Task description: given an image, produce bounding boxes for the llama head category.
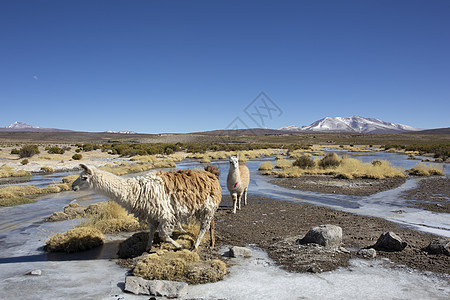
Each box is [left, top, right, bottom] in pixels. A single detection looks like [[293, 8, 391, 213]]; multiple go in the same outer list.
[[72, 164, 94, 191], [228, 154, 239, 168]]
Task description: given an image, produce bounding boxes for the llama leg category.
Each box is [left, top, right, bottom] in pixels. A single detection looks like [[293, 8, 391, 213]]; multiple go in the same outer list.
[[244, 188, 248, 206], [159, 221, 183, 249], [193, 218, 212, 251], [176, 222, 187, 233], [232, 193, 238, 214], [237, 192, 242, 210], [209, 219, 215, 249], [146, 220, 158, 252]]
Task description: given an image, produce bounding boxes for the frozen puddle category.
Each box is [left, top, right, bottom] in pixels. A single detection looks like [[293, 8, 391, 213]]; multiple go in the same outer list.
[[0, 246, 448, 299]]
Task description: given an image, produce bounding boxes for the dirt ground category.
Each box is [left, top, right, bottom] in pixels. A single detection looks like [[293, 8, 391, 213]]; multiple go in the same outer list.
[[402, 176, 450, 213], [271, 175, 406, 196], [214, 195, 449, 276]]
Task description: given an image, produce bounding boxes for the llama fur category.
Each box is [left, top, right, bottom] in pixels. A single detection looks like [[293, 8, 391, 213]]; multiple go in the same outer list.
[[227, 154, 250, 214], [72, 164, 222, 251]]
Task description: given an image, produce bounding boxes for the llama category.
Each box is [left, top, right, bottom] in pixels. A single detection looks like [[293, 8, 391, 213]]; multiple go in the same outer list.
[[72, 164, 222, 251], [227, 154, 250, 214]]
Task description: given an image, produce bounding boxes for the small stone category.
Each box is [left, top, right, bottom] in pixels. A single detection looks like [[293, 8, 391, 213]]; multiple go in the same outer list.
[[124, 276, 187, 298], [357, 248, 377, 259], [229, 246, 253, 258], [26, 270, 42, 276], [339, 247, 351, 254]]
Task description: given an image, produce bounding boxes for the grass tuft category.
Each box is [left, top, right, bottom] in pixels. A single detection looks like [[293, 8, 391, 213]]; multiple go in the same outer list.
[[44, 227, 105, 253], [407, 163, 444, 176]]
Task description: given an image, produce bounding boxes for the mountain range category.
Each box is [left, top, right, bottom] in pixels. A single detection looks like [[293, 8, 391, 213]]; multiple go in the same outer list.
[[279, 116, 421, 133], [1, 117, 442, 134]]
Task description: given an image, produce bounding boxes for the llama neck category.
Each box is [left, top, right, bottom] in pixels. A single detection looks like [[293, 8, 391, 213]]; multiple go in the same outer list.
[[90, 170, 131, 205], [228, 164, 241, 184]]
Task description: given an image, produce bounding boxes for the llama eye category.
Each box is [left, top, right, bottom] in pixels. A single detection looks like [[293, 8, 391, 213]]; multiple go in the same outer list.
[[81, 176, 88, 181]]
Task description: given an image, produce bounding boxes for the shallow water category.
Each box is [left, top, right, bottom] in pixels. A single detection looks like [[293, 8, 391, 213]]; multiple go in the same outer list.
[[0, 151, 448, 299]]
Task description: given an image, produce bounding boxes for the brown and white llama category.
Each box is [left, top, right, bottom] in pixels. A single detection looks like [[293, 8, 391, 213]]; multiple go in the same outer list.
[[227, 154, 250, 214], [72, 164, 222, 251]]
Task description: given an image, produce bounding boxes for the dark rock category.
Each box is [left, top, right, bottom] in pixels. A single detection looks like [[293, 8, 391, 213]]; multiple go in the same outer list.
[[374, 232, 407, 252], [425, 239, 450, 256], [298, 224, 342, 249]]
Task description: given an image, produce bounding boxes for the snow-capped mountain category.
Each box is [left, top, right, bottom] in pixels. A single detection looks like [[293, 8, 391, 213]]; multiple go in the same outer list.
[[5, 121, 40, 129], [279, 116, 421, 133], [105, 130, 137, 134]]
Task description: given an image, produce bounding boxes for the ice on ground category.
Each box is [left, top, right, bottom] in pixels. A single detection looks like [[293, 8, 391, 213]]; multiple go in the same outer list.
[[187, 247, 450, 300]]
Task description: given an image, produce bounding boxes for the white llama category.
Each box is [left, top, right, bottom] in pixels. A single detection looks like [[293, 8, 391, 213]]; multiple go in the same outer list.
[[227, 154, 250, 214], [72, 164, 222, 251]]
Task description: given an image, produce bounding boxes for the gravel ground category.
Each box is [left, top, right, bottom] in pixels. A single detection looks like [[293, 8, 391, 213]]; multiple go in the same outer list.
[[214, 195, 449, 275], [271, 175, 406, 196]]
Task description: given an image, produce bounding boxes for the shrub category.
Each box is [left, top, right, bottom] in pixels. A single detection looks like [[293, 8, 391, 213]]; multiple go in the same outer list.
[[293, 155, 315, 169], [259, 161, 274, 171], [72, 154, 83, 160], [21, 159, 29, 165], [318, 153, 340, 169], [19, 144, 40, 158], [407, 163, 444, 176], [40, 166, 54, 173], [75, 148, 81, 153], [372, 160, 382, 166], [10, 149, 20, 155], [47, 146, 65, 155], [275, 159, 292, 169]]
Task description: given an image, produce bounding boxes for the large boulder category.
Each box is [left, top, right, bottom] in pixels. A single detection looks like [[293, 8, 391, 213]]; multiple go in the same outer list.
[[425, 239, 450, 256], [298, 224, 342, 250], [124, 276, 188, 298], [374, 232, 407, 252]]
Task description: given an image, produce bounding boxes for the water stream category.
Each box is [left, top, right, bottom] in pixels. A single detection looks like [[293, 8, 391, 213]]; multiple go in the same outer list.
[[0, 151, 448, 299]]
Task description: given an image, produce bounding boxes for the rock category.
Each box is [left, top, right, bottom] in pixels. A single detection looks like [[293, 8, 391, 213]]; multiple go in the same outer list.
[[26, 270, 42, 276], [44, 211, 70, 222], [298, 224, 342, 250], [229, 246, 252, 258], [357, 248, 377, 259], [374, 232, 407, 252], [63, 202, 86, 217], [425, 239, 450, 256], [124, 276, 187, 298], [338, 246, 351, 254]]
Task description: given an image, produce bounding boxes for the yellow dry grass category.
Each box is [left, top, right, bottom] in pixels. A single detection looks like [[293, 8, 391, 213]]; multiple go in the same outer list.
[[0, 166, 31, 178], [275, 159, 293, 169], [275, 157, 405, 179], [258, 161, 274, 171], [81, 201, 144, 234], [133, 249, 227, 284], [333, 158, 405, 179], [0, 175, 78, 207], [407, 163, 444, 176], [44, 227, 105, 253], [100, 159, 176, 176]]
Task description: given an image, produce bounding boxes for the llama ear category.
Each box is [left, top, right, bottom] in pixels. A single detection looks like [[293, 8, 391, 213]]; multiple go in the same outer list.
[[80, 164, 92, 175]]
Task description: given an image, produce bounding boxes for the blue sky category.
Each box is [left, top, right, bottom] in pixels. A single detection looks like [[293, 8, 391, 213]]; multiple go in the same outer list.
[[1, 0, 449, 133]]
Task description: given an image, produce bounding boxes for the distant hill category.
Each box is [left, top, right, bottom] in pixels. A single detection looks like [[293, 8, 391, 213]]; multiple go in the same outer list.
[[0, 121, 73, 132], [194, 128, 290, 136], [407, 127, 450, 135], [279, 116, 421, 133]]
